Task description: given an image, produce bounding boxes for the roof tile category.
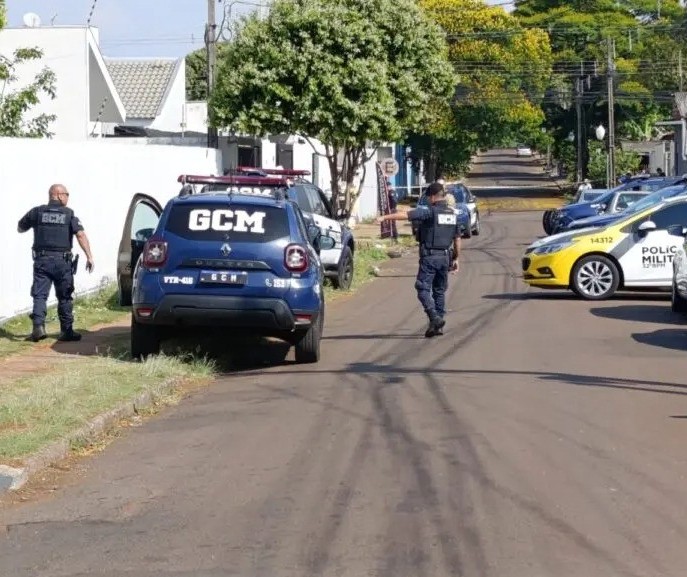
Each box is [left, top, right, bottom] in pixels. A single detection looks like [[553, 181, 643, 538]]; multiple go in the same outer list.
[[105, 58, 179, 119]]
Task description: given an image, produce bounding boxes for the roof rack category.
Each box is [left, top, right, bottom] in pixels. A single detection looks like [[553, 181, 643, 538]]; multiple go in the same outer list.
[[176, 173, 291, 201], [177, 174, 290, 186], [233, 166, 311, 176]]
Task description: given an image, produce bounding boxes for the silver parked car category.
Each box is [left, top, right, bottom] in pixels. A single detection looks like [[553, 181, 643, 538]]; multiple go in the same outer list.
[[447, 183, 481, 237]]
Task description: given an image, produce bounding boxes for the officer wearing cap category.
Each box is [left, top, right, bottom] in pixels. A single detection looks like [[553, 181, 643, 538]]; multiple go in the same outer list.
[[17, 183, 95, 342], [377, 181, 461, 337]]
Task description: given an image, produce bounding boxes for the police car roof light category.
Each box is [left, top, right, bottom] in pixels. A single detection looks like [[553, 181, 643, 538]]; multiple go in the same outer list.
[[235, 166, 310, 176], [177, 174, 290, 187]]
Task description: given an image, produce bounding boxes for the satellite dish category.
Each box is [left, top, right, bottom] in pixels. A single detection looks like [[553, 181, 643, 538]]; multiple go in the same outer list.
[[22, 12, 42, 28]]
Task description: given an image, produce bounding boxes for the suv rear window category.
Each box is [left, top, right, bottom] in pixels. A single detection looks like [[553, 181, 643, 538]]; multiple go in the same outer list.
[[165, 202, 291, 242]]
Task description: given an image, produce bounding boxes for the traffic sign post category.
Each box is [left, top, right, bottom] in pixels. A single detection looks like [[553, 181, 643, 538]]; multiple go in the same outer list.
[[381, 158, 399, 178]]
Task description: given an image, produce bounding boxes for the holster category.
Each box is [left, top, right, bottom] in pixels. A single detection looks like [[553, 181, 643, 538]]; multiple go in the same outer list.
[[71, 254, 79, 275]]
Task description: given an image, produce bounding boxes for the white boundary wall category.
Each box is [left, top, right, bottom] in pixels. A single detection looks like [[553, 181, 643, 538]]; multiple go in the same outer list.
[[1, 138, 222, 322]]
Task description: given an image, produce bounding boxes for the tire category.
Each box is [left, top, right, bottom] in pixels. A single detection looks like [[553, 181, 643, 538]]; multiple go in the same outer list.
[[462, 221, 472, 239], [118, 277, 132, 307], [543, 210, 555, 235], [131, 314, 161, 359], [472, 213, 481, 236], [331, 245, 354, 290], [571, 255, 620, 300], [294, 307, 324, 364], [671, 280, 687, 313]]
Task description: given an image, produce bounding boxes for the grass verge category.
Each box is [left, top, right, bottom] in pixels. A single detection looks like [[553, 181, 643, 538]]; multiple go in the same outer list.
[[480, 197, 565, 212], [0, 352, 215, 462], [323, 241, 398, 299], [0, 283, 128, 359]]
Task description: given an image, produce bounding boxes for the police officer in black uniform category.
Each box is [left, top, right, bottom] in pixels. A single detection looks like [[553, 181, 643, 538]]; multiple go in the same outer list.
[[377, 181, 461, 338], [17, 184, 95, 342]]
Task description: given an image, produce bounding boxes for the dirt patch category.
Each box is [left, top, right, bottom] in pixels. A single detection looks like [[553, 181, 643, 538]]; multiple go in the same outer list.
[[0, 319, 129, 383]]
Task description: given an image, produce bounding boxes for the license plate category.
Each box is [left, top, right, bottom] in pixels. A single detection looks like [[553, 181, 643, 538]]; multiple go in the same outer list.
[[199, 271, 247, 285]]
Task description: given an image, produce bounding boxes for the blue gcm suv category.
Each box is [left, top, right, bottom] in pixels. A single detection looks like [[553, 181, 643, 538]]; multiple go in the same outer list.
[[548, 176, 685, 234], [116, 179, 335, 363]]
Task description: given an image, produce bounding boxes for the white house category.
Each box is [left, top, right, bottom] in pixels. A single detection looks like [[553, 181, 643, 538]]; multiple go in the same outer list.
[[0, 25, 126, 140], [103, 57, 189, 136]]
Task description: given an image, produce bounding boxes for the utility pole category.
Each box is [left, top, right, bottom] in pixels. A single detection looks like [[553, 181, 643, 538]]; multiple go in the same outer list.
[[575, 76, 584, 183], [205, 0, 219, 149], [679, 49, 684, 92], [607, 37, 616, 189]]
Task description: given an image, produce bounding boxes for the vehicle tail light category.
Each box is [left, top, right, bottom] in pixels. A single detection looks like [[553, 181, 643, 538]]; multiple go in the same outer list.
[[136, 307, 153, 317], [142, 238, 168, 268], [284, 244, 308, 273]]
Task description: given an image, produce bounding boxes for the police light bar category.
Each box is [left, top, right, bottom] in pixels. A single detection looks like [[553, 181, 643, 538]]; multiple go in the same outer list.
[[235, 166, 311, 176], [177, 174, 288, 186]]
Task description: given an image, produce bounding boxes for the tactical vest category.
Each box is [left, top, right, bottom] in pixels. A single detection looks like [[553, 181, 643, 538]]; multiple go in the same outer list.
[[33, 204, 73, 252], [418, 203, 457, 251]]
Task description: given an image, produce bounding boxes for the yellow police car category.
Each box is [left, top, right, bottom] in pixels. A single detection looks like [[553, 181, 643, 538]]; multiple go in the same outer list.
[[521, 195, 687, 299]]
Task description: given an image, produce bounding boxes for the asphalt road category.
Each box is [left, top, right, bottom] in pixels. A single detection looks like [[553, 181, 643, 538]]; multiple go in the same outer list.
[[3, 157, 687, 576], [466, 148, 562, 196]]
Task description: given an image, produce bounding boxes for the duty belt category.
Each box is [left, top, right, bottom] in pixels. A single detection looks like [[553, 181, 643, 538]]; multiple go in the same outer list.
[[420, 247, 450, 256], [33, 249, 73, 260]]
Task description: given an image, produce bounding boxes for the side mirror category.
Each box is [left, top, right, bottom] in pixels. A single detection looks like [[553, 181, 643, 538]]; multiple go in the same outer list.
[[319, 235, 336, 250], [667, 224, 687, 237], [637, 220, 657, 234]]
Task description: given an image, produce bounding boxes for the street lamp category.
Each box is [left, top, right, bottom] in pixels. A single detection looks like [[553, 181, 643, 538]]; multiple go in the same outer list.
[[595, 124, 606, 141], [595, 124, 610, 188]]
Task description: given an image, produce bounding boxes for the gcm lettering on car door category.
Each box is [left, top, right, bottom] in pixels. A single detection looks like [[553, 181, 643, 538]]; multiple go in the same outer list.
[[619, 229, 681, 285]]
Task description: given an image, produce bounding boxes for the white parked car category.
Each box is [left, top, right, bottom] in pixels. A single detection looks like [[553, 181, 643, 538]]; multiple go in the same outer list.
[[516, 144, 533, 157]]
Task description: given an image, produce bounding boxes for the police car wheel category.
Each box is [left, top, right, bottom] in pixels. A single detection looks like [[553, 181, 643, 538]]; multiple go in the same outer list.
[[671, 280, 687, 313], [571, 255, 620, 300], [131, 315, 161, 359], [543, 210, 554, 235], [294, 308, 323, 364], [332, 246, 354, 290]]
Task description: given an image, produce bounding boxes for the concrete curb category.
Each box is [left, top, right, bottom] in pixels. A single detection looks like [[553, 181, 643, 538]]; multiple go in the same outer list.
[[0, 377, 185, 494]]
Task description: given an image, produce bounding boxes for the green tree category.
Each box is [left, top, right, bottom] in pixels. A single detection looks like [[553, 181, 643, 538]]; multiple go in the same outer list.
[[0, 48, 57, 138], [185, 43, 229, 101], [514, 0, 686, 180], [405, 0, 553, 180], [209, 0, 456, 214], [0, 4, 58, 138]]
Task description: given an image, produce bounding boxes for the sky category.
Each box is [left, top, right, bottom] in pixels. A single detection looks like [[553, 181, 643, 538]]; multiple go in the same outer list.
[[4, 0, 514, 59]]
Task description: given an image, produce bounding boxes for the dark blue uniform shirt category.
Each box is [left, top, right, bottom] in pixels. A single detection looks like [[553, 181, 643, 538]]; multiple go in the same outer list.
[[18, 199, 84, 252]]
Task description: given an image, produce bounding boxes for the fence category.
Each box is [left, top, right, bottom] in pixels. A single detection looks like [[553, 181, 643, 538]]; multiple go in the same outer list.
[[1, 137, 222, 322]]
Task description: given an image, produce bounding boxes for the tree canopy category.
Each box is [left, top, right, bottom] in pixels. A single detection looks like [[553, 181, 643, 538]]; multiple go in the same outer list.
[[209, 0, 456, 213], [0, 3, 58, 138], [405, 0, 554, 179], [514, 0, 686, 178]]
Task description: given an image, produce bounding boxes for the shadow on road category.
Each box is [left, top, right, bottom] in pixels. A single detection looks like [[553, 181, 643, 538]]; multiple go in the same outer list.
[[246, 364, 687, 400], [483, 292, 671, 302], [631, 329, 686, 352], [590, 304, 682, 325]]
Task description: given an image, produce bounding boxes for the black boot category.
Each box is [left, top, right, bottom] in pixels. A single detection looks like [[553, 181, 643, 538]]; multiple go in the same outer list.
[[28, 324, 47, 342], [57, 328, 81, 342], [424, 316, 446, 338]]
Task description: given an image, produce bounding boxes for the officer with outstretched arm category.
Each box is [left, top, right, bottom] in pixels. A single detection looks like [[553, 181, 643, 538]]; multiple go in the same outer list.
[[377, 182, 461, 337], [17, 183, 95, 342]]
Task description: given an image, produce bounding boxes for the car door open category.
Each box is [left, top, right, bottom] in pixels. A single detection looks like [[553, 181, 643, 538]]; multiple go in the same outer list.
[[117, 193, 163, 306]]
